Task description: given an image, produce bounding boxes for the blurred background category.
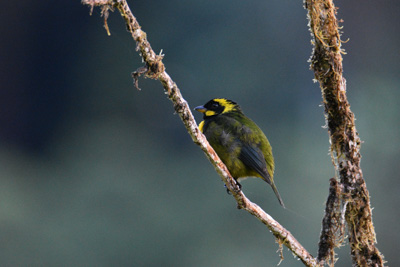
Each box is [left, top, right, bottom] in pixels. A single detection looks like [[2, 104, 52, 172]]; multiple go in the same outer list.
[[1, 0, 399, 266]]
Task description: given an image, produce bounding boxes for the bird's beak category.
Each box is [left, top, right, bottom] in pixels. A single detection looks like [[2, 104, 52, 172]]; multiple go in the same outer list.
[[194, 105, 207, 113]]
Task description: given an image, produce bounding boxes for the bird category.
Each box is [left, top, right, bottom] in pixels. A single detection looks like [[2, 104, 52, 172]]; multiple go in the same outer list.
[[195, 98, 285, 207]]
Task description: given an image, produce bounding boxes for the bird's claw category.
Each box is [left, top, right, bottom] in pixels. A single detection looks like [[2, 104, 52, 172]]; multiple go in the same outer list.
[[224, 181, 242, 194]]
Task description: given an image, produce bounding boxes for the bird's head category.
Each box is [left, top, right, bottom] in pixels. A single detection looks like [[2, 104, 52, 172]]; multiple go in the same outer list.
[[195, 98, 241, 119]]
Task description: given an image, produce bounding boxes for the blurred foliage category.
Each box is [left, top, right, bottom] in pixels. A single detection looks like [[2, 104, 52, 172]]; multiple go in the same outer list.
[[0, 0, 399, 266]]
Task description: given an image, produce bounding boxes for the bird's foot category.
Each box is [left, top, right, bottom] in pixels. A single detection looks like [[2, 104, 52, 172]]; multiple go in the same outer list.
[[235, 181, 242, 193], [224, 181, 242, 194], [224, 184, 231, 195]]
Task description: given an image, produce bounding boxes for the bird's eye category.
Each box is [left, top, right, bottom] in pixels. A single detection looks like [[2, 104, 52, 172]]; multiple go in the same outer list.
[[211, 102, 219, 109]]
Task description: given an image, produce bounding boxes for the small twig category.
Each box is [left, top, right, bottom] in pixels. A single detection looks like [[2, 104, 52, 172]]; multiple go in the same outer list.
[[82, 0, 318, 265], [317, 178, 344, 266], [100, 5, 112, 36], [276, 237, 285, 265]]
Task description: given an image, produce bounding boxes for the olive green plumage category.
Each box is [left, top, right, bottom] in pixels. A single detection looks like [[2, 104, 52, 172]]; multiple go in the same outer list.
[[195, 98, 284, 207]]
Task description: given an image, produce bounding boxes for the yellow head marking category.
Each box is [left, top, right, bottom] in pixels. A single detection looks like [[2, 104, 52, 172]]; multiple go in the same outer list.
[[213, 98, 238, 114], [205, 110, 216, 117]]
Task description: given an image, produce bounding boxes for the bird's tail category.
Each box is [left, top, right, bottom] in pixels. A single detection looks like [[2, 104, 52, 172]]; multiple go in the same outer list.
[[271, 183, 285, 208]]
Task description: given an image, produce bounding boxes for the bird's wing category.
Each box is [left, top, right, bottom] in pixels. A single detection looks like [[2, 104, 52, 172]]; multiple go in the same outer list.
[[238, 143, 272, 185]]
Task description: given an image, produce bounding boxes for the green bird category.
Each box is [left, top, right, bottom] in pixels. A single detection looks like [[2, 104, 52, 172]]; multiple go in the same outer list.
[[195, 98, 284, 207]]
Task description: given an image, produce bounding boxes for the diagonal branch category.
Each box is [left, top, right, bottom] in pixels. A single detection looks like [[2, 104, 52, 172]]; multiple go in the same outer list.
[[82, 0, 317, 265], [304, 0, 385, 265]]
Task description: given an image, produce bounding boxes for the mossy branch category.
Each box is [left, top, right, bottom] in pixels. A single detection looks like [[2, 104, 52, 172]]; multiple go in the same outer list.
[[82, 0, 317, 265], [304, 0, 385, 265]]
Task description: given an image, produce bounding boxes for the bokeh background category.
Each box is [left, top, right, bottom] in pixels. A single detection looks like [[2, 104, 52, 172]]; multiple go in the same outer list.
[[1, 0, 399, 266]]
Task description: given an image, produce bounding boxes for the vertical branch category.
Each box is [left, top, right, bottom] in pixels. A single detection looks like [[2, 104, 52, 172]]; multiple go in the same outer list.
[[304, 0, 385, 265]]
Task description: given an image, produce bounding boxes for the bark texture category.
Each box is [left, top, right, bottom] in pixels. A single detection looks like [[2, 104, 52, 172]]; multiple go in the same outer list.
[[304, 0, 385, 265]]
